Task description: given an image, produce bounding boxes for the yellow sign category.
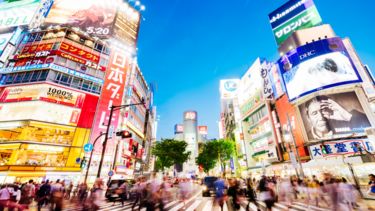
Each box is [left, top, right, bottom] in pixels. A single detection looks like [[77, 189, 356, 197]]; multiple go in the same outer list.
[[0, 84, 85, 108]]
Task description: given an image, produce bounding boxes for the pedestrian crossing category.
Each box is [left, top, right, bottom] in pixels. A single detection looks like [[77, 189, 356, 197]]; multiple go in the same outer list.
[[60, 196, 332, 211]]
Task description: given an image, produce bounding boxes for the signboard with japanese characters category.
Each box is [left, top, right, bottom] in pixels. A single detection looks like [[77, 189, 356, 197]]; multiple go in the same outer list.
[[309, 139, 374, 159], [89, 47, 129, 153]]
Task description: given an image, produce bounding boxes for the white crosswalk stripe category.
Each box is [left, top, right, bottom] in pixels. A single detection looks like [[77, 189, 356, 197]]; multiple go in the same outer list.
[[185, 199, 202, 211], [202, 199, 214, 211]]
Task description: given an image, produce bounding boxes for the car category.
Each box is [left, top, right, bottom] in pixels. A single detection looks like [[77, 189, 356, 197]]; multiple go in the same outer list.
[[201, 176, 218, 197], [105, 179, 135, 201]]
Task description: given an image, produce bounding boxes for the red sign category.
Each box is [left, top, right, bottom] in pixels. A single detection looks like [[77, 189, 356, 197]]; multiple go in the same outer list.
[[22, 43, 54, 54], [89, 48, 129, 153], [275, 95, 309, 157], [60, 42, 100, 63], [55, 51, 99, 69], [198, 126, 208, 135]]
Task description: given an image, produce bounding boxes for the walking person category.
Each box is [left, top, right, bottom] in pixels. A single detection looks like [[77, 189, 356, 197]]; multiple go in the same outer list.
[[21, 180, 35, 206], [227, 178, 241, 211], [50, 180, 64, 211], [257, 176, 275, 211], [214, 175, 227, 211], [131, 176, 146, 211], [246, 177, 260, 211], [37, 180, 51, 211]]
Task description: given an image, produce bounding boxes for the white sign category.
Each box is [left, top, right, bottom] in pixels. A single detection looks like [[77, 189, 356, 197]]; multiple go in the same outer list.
[[0, 0, 41, 29], [220, 79, 240, 99]]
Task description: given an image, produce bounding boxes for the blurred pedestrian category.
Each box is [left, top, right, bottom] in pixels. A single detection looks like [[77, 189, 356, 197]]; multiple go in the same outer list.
[[246, 177, 260, 211], [131, 176, 146, 211], [257, 176, 274, 211], [227, 178, 241, 210], [214, 176, 227, 211], [50, 180, 64, 211], [21, 180, 35, 205], [37, 180, 51, 211], [368, 174, 375, 196]]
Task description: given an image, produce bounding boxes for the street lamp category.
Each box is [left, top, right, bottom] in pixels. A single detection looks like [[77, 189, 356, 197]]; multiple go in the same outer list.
[[84, 132, 106, 183], [97, 99, 145, 178]]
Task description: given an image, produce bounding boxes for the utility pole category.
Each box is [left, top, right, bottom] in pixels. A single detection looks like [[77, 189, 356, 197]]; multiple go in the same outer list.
[[97, 100, 145, 178], [84, 132, 106, 183]]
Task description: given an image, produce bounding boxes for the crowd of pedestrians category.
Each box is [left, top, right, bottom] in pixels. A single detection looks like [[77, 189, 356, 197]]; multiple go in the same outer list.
[[212, 172, 374, 211]]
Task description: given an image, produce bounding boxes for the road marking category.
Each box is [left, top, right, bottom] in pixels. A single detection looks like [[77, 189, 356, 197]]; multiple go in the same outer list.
[[202, 199, 213, 211], [186, 199, 202, 211]]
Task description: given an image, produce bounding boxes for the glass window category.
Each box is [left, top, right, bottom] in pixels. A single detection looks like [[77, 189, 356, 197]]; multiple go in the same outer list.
[[72, 77, 82, 88], [22, 72, 32, 82], [55, 72, 62, 81], [39, 70, 49, 81], [92, 83, 100, 93], [52, 42, 60, 50], [0, 75, 7, 85], [5, 74, 15, 84], [82, 80, 92, 91], [60, 74, 71, 84], [14, 73, 25, 83], [30, 71, 41, 82]]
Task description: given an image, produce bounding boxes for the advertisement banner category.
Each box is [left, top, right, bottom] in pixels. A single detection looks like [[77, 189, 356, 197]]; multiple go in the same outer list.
[[174, 124, 184, 134], [184, 111, 197, 121], [59, 42, 100, 63], [239, 58, 265, 117], [44, 0, 120, 38], [261, 61, 273, 99], [275, 95, 308, 157], [0, 101, 81, 126], [113, 2, 140, 48], [309, 139, 374, 159], [268, 0, 322, 45], [269, 63, 285, 99], [220, 79, 240, 100], [0, 0, 41, 28], [0, 33, 13, 55], [0, 84, 86, 108], [89, 47, 129, 153], [198, 126, 208, 135], [299, 92, 372, 142], [278, 37, 362, 101]]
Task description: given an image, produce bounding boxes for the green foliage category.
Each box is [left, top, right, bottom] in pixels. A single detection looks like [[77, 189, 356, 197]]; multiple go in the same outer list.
[[196, 139, 235, 173], [196, 142, 217, 174], [152, 139, 191, 172]]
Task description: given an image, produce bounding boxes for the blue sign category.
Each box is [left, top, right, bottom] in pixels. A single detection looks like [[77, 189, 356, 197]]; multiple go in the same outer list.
[[108, 170, 114, 177], [83, 143, 94, 152], [230, 158, 234, 170], [278, 37, 362, 102]]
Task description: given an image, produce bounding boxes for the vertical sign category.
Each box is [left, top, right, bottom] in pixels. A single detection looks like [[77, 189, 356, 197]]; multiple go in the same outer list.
[[90, 48, 129, 153]]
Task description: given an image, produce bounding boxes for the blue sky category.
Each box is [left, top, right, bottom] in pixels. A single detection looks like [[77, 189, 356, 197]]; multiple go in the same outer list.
[[136, 0, 375, 140]]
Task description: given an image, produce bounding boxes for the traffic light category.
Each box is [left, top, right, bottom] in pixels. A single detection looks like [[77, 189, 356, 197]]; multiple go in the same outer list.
[[116, 130, 132, 138], [80, 157, 87, 169]]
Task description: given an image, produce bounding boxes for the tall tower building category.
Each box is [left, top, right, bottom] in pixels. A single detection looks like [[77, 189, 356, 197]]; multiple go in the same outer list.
[[182, 111, 198, 175]]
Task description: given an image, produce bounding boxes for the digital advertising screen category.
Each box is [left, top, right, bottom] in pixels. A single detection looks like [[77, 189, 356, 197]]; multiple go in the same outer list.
[[298, 92, 372, 142], [278, 37, 362, 101], [44, 0, 120, 38]]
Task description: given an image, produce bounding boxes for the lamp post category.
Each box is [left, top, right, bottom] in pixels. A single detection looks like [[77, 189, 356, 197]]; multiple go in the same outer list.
[[97, 100, 145, 178], [84, 132, 106, 183]]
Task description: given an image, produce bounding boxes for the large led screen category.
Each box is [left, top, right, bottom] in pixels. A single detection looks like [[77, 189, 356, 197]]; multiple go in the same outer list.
[[278, 37, 361, 101], [299, 92, 371, 142], [44, 0, 119, 38]]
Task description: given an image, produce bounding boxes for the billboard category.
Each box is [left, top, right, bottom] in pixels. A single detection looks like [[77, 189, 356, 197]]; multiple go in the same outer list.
[[278, 37, 361, 101], [220, 79, 240, 99], [0, 33, 13, 55], [174, 124, 184, 134], [89, 47, 129, 153], [299, 92, 371, 142], [184, 111, 197, 121], [0, 0, 41, 29], [309, 139, 374, 159], [0, 101, 81, 126], [0, 84, 86, 107], [44, 0, 119, 38], [113, 2, 140, 48], [275, 95, 308, 157], [198, 126, 208, 135], [268, 0, 322, 45]]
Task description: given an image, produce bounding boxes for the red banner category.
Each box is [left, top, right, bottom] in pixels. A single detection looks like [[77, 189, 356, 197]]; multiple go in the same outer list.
[[60, 42, 100, 63], [89, 48, 129, 153]]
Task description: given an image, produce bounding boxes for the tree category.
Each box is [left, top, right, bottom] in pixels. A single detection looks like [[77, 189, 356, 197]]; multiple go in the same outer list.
[[196, 142, 217, 174], [211, 139, 235, 172], [196, 139, 235, 174], [152, 139, 191, 172]]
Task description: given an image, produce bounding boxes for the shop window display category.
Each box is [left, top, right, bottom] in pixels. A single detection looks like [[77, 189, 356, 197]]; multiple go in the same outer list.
[[15, 147, 68, 166]]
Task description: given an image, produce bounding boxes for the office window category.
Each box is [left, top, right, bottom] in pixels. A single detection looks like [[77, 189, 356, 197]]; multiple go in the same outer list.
[[72, 77, 82, 89], [39, 70, 49, 81], [22, 72, 32, 82], [14, 73, 25, 83], [5, 74, 15, 84], [60, 74, 71, 85], [30, 71, 41, 82]]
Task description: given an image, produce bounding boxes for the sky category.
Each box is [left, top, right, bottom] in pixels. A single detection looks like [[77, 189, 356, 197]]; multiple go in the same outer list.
[[136, 0, 375, 140]]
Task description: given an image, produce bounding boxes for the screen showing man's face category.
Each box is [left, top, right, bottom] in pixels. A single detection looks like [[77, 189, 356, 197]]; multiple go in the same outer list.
[[307, 100, 330, 135]]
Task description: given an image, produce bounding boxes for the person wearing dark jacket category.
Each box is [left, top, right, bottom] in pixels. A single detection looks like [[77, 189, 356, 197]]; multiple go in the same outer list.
[[37, 180, 51, 211]]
